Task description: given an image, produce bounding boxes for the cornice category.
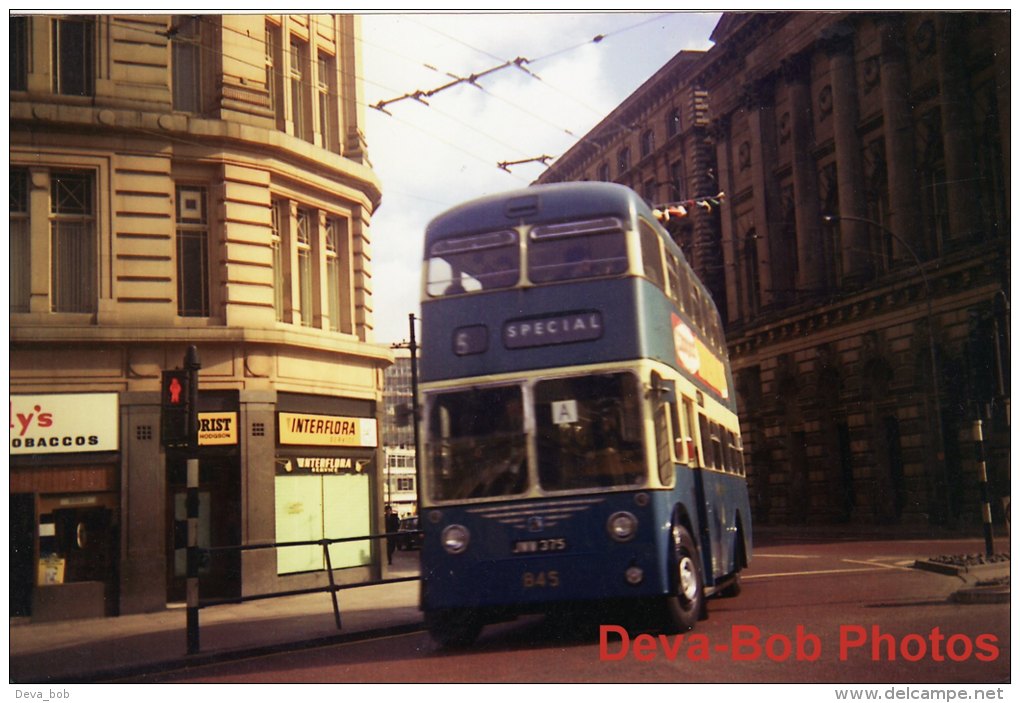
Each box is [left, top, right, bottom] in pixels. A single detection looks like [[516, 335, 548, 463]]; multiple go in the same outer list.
[[727, 242, 1007, 361]]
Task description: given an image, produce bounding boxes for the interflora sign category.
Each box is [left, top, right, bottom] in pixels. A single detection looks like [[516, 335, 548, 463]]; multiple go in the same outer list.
[[10, 393, 119, 455], [278, 412, 378, 448]]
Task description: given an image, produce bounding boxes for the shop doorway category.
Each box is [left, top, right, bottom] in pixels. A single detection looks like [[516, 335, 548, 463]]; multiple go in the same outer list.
[[10, 494, 35, 616], [166, 454, 242, 602]]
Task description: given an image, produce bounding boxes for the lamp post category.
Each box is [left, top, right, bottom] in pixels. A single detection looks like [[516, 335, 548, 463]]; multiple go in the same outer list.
[[822, 214, 952, 526]]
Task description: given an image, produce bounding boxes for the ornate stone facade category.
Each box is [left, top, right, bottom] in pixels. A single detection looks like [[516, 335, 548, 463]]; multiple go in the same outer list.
[[10, 14, 391, 618], [537, 12, 1009, 527]]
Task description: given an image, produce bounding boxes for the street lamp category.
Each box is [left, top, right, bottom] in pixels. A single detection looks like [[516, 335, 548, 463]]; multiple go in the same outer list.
[[822, 214, 951, 526]]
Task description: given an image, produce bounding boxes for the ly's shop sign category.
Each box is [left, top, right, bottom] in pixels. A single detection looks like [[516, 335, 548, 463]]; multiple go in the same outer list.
[[278, 412, 378, 448], [10, 393, 119, 455]]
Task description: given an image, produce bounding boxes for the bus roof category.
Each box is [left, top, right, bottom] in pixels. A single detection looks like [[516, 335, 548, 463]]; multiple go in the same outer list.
[[424, 182, 655, 248]]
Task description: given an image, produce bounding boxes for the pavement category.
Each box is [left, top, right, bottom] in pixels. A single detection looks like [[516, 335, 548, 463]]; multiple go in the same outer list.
[[8, 529, 1010, 684], [10, 551, 425, 684]]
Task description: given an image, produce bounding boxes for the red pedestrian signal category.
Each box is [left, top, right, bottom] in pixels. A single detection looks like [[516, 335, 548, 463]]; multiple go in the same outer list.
[[161, 370, 192, 446]]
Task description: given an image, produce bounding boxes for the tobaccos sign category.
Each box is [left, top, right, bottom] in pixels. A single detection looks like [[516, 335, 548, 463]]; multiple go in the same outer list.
[[10, 393, 119, 455]]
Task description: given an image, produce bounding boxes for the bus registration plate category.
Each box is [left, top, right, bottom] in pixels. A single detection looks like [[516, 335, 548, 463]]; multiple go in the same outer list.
[[512, 537, 567, 554]]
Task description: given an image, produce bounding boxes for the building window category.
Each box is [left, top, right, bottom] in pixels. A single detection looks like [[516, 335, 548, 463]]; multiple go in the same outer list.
[[10, 167, 30, 312], [171, 16, 203, 112], [743, 228, 761, 315], [265, 21, 284, 128], [670, 160, 686, 200], [918, 109, 948, 259], [643, 178, 657, 206], [175, 185, 210, 317], [50, 172, 96, 312], [667, 107, 681, 138], [10, 17, 28, 91], [52, 16, 94, 96], [271, 199, 286, 321], [290, 39, 311, 142], [296, 208, 314, 326], [317, 52, 337, 152], [325, 217, 344, 332], [641, 129, 655, 158], [397, 477, 415, 492], [617, 147, 631, 175], [597, 162, 610, 182]]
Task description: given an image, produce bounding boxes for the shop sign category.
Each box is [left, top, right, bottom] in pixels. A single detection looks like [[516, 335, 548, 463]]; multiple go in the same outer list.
[[277, 456, 372, 476], [278, 412, 378, 448], [10, 393, 119, 455], [198, 412, 238, 446]]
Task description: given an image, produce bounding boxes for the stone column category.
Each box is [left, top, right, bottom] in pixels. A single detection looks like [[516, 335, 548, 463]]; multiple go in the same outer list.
[[783, 53, 825, 293], [878, 15, 923, 258], [711, 114, 741, 325], [823, 23, 870, 283], [936, 14, 980, 244], [743, 77, 787, 309]]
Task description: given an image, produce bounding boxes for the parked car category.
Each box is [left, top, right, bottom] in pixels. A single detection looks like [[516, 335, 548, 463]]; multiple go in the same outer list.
[[396, 516, 423, 550]]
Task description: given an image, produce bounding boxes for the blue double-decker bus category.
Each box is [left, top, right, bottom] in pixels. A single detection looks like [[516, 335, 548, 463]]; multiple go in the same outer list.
[[417, 181, 751, 647]]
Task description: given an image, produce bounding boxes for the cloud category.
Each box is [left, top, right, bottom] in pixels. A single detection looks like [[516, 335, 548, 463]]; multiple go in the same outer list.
[[361, 12, 721, 343]]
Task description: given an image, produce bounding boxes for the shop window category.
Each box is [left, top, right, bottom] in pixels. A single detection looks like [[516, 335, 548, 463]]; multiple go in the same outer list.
[[275, 470, 370, 574]]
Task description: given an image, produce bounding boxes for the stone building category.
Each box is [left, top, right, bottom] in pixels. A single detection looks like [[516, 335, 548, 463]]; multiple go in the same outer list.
[[537, 11, 1010, 527], [10, 14, 392, 620], [381, 348, 419, 518]]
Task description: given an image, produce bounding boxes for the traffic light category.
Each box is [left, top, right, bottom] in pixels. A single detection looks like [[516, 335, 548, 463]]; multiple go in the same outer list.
[[161, 369, 192, 447]]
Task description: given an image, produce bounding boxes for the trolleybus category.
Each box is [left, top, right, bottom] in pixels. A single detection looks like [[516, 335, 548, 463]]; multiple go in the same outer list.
[[417, 181, 751, 647]]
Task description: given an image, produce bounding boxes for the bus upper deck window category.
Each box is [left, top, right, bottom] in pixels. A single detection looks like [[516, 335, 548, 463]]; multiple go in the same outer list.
[[528, 217, 628, 283], [426, 230, 519, 296]]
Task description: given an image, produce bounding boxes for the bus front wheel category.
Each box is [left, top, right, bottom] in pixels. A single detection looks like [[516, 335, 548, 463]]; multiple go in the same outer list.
[[664, 524, 704, 632], [425, 608, 482, 649]]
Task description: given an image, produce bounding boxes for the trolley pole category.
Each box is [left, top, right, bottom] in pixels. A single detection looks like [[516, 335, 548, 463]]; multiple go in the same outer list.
[[972, 419, 995, 556], [184, 345, 202, 655]]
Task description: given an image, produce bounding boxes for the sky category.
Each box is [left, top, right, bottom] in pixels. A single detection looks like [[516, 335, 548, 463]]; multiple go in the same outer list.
[[359, 12, 723, 345]]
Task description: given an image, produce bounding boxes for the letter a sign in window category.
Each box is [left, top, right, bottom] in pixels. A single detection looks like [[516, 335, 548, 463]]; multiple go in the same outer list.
[[551, 399, 578, 425]]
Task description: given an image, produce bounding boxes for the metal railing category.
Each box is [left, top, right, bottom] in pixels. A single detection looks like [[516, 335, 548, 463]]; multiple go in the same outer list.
[[186, 529, 422, 653]]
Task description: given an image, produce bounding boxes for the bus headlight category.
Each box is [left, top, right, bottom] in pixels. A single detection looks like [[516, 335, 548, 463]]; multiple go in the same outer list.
[[441, 524, 470, 554], [607, 511, 638, 542]]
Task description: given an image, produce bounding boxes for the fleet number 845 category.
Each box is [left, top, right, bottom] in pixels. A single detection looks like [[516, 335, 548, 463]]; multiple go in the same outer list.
[[522, 570, 560, 588]]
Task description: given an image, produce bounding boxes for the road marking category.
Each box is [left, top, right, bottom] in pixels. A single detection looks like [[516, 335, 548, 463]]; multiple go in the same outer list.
[[744, 566, 886, 580], [841, 558, 917, 572], [754, 554, 819, 559]]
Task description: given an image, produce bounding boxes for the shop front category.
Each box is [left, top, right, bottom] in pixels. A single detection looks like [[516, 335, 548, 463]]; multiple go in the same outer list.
[[9, 393, 120, 621], [273, 394, 379, 582], [166, 393, 242, 603]]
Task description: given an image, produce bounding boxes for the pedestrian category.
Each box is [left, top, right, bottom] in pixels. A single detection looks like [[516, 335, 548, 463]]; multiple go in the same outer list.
[[384, 505, 400, 565]]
